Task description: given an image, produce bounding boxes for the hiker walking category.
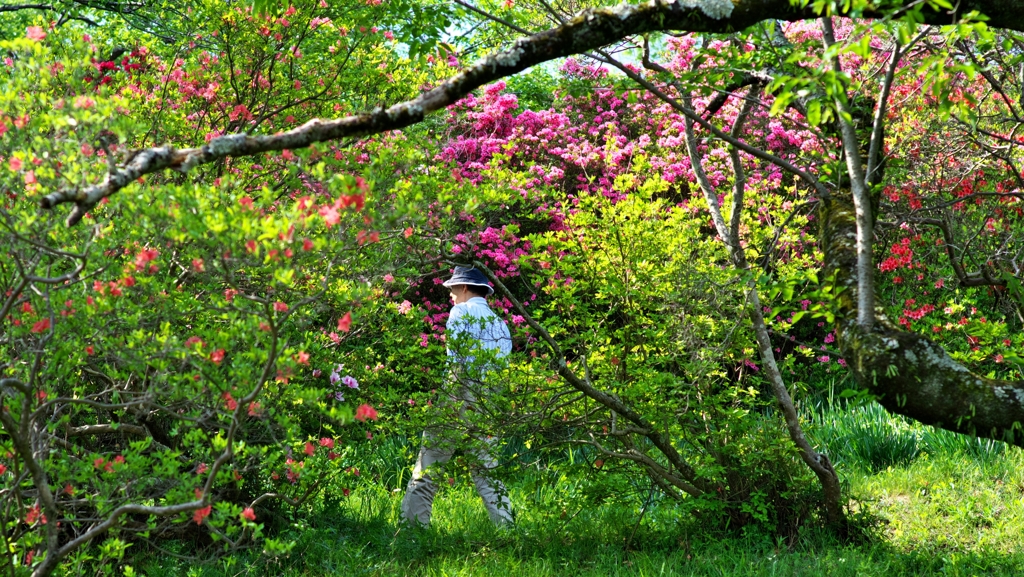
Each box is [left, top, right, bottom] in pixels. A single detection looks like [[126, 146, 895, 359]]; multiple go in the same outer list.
[[400, 266, 513, 526]]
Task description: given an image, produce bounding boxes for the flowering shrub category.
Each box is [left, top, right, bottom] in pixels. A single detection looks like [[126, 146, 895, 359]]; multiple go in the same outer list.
[[0, 3, 439, 569], [344, 19, 1022, 532]]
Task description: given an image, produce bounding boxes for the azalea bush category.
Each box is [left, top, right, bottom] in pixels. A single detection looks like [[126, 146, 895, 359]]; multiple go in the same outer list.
[[0, 5, 430, 572], [340, 17, 1023, 534]]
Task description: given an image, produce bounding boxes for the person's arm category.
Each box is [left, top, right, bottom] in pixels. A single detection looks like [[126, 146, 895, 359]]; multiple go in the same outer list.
[[445, 303, 468, 359], [496, 318, 512, 359]]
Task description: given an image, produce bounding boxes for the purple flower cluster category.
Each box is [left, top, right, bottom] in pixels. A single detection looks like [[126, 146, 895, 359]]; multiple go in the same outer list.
[[328, 364, 359, 401]]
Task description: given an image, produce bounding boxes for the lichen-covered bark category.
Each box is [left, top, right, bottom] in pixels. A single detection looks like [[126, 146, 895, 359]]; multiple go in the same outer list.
[[41, 0, 1024, 226], [821, 18, 875, 330], [821, 198, 1024, 446]]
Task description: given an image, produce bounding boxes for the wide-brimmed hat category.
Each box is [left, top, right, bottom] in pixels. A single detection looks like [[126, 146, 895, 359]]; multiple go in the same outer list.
[[441, 266, 494, 296]]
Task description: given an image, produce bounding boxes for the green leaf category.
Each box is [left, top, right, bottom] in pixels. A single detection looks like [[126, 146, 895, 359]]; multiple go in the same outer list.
[[806, 99, 822, 126]]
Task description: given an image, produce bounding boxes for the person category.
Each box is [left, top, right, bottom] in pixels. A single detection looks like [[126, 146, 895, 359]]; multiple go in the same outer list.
[[400, 266, 513, 527]]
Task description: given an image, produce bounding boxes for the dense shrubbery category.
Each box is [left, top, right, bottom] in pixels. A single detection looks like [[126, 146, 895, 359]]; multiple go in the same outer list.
[[0, 6, 425, 571], [2, 0, 1024, 574]]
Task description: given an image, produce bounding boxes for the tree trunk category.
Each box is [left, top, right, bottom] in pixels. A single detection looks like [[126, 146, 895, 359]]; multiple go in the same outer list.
[[821, 198, 1024, 446]]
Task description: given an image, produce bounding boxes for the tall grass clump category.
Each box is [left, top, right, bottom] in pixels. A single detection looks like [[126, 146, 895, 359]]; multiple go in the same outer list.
[[809, 399, 1008, 473], [811, 402, 922, 472]]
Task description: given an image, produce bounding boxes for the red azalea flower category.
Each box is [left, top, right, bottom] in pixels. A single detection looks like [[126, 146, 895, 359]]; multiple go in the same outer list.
[[354, 404, 378, 422], [193, 505, 212, 525], [337, 312, 352, 332]]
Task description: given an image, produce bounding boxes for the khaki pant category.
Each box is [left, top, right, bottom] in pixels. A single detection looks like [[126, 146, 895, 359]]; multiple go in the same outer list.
[[401, 430, 512, 526]]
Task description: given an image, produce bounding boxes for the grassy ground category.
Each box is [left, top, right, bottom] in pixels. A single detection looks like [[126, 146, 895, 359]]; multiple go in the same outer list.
[[140, 403, 1024, 576]]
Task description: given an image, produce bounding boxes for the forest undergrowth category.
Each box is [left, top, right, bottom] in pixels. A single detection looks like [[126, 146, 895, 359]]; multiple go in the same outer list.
[[138, 390, 1024, 577]]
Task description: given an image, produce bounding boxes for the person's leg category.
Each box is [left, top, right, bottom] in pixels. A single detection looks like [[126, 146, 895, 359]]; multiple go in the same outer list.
[[470, 437, 513, 525], [401, 430, 453, 527]]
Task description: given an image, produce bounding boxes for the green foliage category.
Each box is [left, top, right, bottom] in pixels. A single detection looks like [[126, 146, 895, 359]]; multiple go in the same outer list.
[[5, 0, 1024, 571], [462, 168, 823, 532], [250, 0, 453, 58], [504, 67, 559, 111]]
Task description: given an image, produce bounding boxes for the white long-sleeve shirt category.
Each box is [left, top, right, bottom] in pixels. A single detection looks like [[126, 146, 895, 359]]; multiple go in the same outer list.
[[446, 297, 512, 374]]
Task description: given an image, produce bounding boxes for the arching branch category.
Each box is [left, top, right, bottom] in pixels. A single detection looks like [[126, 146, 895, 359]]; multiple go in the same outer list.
[[39, 0, 1022, 225]]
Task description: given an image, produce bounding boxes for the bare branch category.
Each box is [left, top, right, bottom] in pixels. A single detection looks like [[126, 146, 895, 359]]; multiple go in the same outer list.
[[65, 424, 149, 437], [906, 216, 1010, 287], [454, 0, 533, 35], [913, 191, 1024, 213], [52, 499, 207, 564], [866, 37, 910, 188], [0, 4, 53, 12]]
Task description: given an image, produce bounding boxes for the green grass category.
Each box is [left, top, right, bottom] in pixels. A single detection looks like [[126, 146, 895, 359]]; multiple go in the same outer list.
[[137, 404, 1024, 576]]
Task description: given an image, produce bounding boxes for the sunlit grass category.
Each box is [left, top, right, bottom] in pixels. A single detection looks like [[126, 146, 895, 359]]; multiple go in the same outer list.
[[843, 425, 1024, 557]]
